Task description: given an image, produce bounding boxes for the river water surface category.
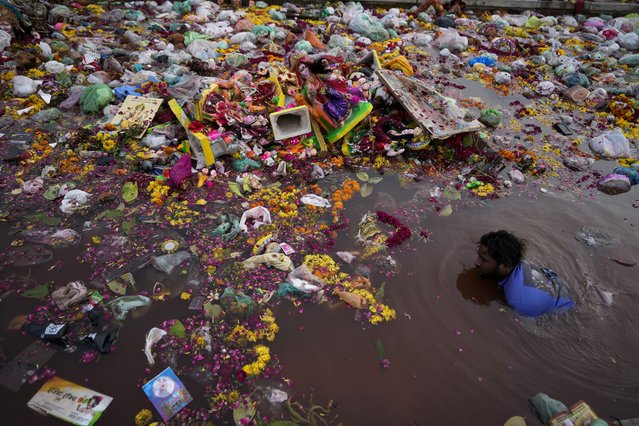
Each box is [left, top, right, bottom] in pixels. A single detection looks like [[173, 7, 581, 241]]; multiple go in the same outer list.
[[1, 172, 638, 425]]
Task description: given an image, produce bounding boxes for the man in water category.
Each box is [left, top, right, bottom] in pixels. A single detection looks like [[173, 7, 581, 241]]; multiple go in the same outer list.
[[475, 230, 575, 317]]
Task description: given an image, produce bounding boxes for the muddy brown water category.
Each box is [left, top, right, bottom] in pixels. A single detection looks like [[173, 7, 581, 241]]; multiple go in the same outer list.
[[1, 172, 638, 425]]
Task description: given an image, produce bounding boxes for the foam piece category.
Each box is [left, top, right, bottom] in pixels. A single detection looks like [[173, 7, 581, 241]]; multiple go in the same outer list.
[[269, 106, 311, 140]]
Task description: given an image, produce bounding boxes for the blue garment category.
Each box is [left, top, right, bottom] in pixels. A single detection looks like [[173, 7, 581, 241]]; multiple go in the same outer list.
[[499, 262, 575, 317]]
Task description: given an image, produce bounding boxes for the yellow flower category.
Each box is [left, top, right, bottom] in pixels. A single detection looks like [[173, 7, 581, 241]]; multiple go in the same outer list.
[[135, 409, 153, 426], [242, 345, 271, 376], [180, 292, 191, 300]]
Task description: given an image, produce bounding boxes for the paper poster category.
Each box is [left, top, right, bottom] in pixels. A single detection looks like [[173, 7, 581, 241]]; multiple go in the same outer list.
[[111, 96, 163, 138], [142, 367, 193, 423], [27, 376, 113, 426]]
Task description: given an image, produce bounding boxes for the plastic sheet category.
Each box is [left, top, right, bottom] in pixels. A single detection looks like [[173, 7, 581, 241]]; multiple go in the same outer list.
[[152, 251, 191, 275], [239, 206, 272, 232]]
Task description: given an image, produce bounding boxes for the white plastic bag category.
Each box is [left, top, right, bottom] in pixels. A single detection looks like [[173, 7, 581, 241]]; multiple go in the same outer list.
[[589, 128, 631, 158], [287, 264, 325, 293], [0, 30, 11, 52], [239, 206, 272, 232], [45, 61, 66, 74], [144, 328, 167, 365], [13, 76, 43, 96], [60, 190, 92, 214], [435, 28, 468, 52], [230, 31, 256, 45], [300, 194, 331, 208], [186, 39, 219, 60]]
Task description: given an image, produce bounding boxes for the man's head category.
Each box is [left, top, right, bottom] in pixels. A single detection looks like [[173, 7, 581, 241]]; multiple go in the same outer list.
[[475, 231, 526, 279]]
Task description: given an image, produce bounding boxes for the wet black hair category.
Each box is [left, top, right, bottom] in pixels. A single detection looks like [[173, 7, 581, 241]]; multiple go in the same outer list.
[[479, 230, 526, 267]]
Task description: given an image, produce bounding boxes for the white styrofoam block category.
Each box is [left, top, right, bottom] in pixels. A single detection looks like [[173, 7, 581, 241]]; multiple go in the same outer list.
[[269, 106, 311, 141]]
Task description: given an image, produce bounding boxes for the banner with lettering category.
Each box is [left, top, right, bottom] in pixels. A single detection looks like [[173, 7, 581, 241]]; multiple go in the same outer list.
[[27, 376, 113, 426]]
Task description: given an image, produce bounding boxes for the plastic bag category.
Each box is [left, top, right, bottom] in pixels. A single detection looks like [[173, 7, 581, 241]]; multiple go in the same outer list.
[[168, 153, 192, 188], [79, 84, 115, 114], [328, 34, 353, 48], [341, 2, 364, 24], [239, 206, 272, 232], [186, 39, 219, 60], [469, 56, 496, 67], [60, 190, 92, 214], [294, 40, 314, 53], [619, 54, 639, 67], [33, 108, 62, 123], [300, 194, 331, 208], [226, 53, 248, 68], [13, 76, 43, 97], [51, 281, 88, 310], [598, 173, 631, 195], [108, 295, 151, 320], [173, 0, 191, 14], [563, 72, 590, 88], [19, 228, 81, 247], [435, 28, 468, 52], [169, 74, 202, 100], [269, 9, 286, 21], [613, 167, 639, 185], [144, 328, 167, 366], [244, 253, 294, 271], [220, 287, 256, 317], [479, 108, 503, 127], [287, 264, 325, 293], [536, 81, 556, 96], [349, 14, 390, 42], [230, 31, 256, 45], [0, 29, 11, 51], [152, 250, 191, 274], [23, 177, 44, 194], [529, 393, 568, 425], [589, 128, 631, 158], [494, 72, 512, 84]]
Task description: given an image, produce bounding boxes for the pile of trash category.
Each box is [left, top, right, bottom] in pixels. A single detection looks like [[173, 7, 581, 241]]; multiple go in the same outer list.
[[0, 0, 638, 424]]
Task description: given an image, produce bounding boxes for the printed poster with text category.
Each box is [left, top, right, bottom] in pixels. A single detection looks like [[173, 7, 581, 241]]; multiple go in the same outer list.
[[27, 376, 113, 426], [110, 96, 163, 138], [142, 367, 193, 423]]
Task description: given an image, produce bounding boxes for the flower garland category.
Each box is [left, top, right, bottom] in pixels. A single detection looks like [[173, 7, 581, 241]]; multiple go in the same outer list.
[[374, 211, 411, 248], [242, 344, 271, 376]]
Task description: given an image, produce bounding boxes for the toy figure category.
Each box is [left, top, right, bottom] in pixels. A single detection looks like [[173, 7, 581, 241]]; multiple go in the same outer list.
[[289, 53, 356, 131]]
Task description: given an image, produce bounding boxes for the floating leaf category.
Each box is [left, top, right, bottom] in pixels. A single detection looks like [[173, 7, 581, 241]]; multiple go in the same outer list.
[[376, 339, 386, 361], [21, 284, 49, 300], [44, 185, 60, 200], [360, 183, 373, 198], [97, 209, 124, 220], [122, 218, 137, 236], [374, 281, 386, 301], [439, 204, 453, 217], [228, 182, 243, 197], [356, 171, 369, 182], [168, 320, 186, 338], [233, 399, 256, 426], [369, 177, 383, 184], [28, 213, 62, 226], [444, 186, 461, 200], [122, 182, 138, 203]]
